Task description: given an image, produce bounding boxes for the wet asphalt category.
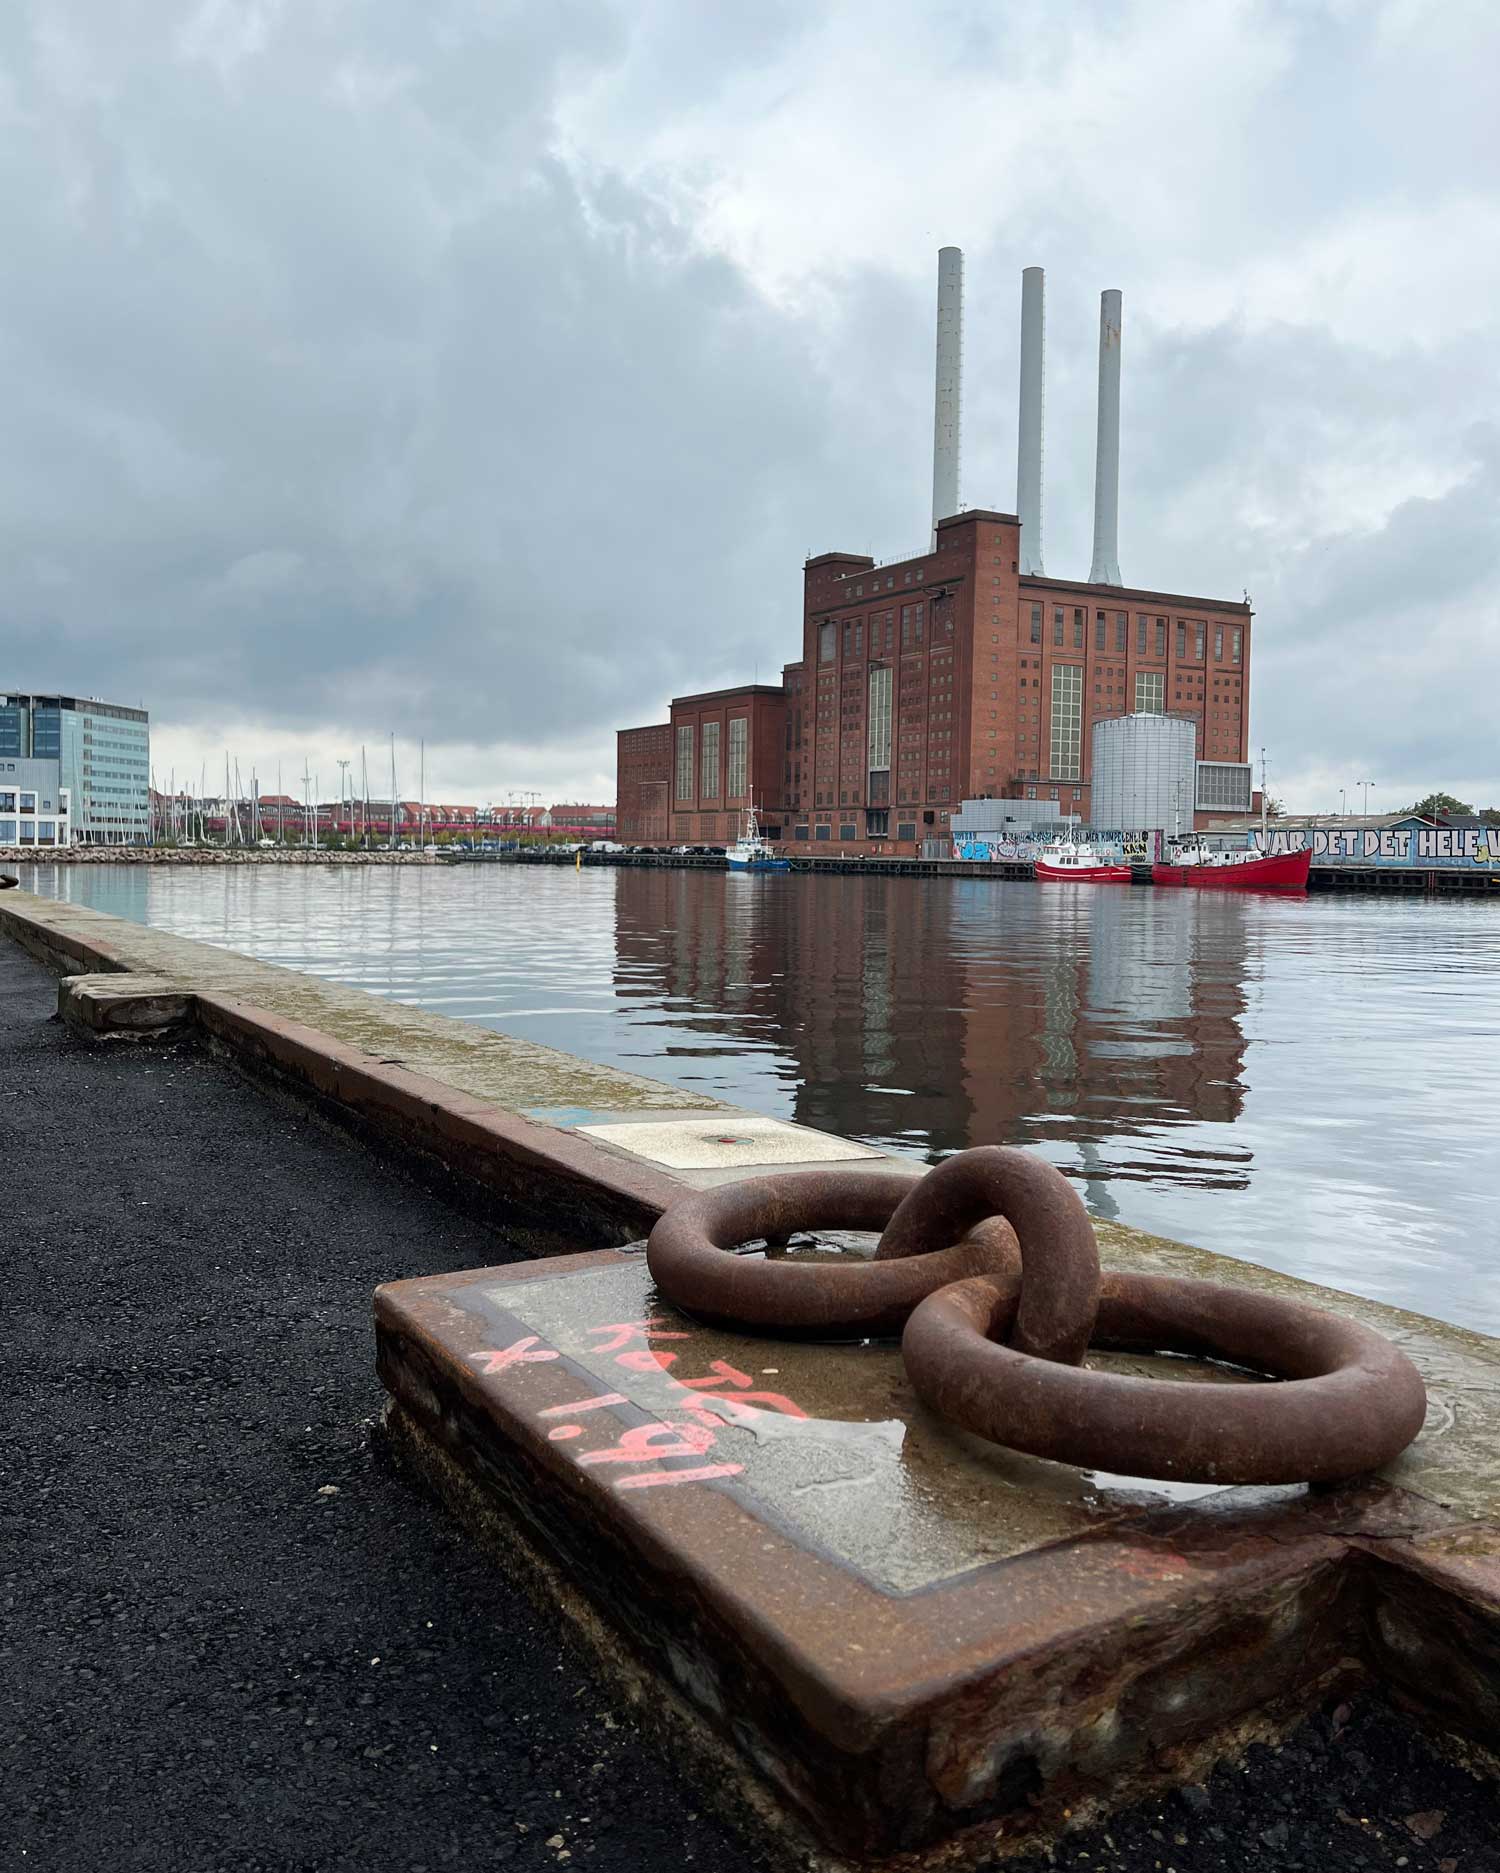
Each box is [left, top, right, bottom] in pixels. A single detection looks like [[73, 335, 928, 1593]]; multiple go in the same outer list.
[[1, 939, 767, 1873]]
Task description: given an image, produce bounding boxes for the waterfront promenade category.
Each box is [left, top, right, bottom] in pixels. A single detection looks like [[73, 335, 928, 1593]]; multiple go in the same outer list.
[[4, 896, 1498, 1871]]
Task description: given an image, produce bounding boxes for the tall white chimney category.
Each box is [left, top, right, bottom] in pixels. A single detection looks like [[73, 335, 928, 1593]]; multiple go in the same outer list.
[[930, 246, 963, 545], [1016, 266, 1046, 575], [1088, 288, 1123, 587]]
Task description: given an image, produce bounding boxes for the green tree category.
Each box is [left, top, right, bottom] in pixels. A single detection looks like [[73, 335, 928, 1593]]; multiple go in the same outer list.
[[1404, 792, 1473, 819]]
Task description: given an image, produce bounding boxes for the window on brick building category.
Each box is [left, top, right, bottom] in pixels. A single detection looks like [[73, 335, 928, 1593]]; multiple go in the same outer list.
[[1195, 623, 1205, 660], [1155, 619, 1166, 657], [1137, 615, 1147, 654], [727, 718, 748, 798], [1115, 612, 1127, 653], [1095, 611, 1106, 651], [1030, 603, 1041, 644], [819, 622, 835, 662], [700, 721, 720, 798], [843, 621, 851, 657], [1053, 609, 1063, 647], [674, 724, 694, 802], [1049, 665, 1083, 780], [1073, 609, 1085, 649], [1232, 627, 1242, 663], [1215, 625, 1224, 660], [1176, 621, 1186, 659]]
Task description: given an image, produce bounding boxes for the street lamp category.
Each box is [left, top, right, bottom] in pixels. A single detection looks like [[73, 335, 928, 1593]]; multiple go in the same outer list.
[[1360, 780, 1373, 820], [1339, 788, 1346, 820]]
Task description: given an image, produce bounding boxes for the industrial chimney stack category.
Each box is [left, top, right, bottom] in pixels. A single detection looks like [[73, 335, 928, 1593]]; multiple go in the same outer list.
[[930, 246, 964, 546], [1016, 266, 1046, 575], [1088, 288, 1123, 587]]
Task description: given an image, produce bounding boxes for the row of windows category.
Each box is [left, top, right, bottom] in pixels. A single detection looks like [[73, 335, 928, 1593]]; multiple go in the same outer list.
[[0, 790, 62, 813], [675, 720, 749, 801], [1026, 605, 1244, 664]]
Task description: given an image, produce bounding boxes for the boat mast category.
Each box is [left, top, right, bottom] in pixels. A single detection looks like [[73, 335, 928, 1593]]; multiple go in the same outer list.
[[1260, 747, 1268, 842]]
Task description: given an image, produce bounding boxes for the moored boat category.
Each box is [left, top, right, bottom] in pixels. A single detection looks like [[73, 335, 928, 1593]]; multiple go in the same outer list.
[[1152, 844, 1311, 891], [1033, 840, 1133, 883], [725, 804, 790, 872]]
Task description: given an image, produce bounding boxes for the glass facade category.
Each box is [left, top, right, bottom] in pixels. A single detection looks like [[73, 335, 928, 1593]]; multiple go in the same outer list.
[[0, 693, 149, 843]]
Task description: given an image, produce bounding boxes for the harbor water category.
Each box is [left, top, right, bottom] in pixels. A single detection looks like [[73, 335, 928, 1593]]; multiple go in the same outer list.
[[18, 861, 1500, 1336]]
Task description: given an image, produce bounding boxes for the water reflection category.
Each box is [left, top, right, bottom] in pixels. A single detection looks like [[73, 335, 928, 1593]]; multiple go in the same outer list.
[[15, 861, 1500, 1334], [611, 871, 1252, 1182]]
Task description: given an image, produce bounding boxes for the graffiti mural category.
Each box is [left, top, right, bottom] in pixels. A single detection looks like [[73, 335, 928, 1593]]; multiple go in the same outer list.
[[1249, 825, 1500, 869], [952, 828, 1160, 864]]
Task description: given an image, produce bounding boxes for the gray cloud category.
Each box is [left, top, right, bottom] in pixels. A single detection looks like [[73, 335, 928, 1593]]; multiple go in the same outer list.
[[0, 1, 844, 750], [1, 0, 1497, 809]]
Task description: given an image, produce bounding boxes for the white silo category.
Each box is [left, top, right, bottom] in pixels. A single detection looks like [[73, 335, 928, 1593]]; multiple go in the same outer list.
[[1090, 714, 1196, 831]]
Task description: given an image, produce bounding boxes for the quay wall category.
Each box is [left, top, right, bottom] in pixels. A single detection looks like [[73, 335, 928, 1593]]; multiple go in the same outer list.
[[458, 847, 1500, 892]]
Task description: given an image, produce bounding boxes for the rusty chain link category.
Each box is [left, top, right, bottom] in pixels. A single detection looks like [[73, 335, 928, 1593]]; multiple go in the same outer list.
[[644, 1145, 1428, 1485]]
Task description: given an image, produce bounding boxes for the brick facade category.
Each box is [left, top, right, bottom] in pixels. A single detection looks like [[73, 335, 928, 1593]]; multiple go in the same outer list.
[[666, 686, 787, 844], [616, 724, 672, 844], [617, 513, 1251, 852]]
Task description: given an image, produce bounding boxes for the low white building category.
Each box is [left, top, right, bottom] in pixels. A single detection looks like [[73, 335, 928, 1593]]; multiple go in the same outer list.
[[0, 757, 74, 848]]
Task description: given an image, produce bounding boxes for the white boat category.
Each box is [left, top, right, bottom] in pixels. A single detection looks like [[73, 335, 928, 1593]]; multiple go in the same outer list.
[[1033, 839, 1132, 883], [725, 804, 790, 872]]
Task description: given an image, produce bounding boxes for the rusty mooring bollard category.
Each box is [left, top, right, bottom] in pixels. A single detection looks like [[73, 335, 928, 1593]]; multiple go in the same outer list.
[[645, 1145, 1428, 1485]]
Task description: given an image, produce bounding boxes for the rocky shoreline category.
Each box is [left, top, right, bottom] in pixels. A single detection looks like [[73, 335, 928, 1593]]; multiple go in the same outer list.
[[0, 846, 439, 866]]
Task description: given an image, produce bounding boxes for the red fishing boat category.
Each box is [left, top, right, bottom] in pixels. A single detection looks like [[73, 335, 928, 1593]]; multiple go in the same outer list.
[[1033, 840, 1133, 883], [1152, 844, 1311, 891]]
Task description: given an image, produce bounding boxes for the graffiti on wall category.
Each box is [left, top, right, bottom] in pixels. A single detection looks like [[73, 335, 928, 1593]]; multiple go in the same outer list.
[[1249, 825, 1500, 869], [952, 829, 1160, 864]]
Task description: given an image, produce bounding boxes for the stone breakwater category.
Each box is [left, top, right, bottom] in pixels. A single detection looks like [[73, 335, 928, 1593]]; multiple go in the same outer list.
[[0, 846, 439, 867]]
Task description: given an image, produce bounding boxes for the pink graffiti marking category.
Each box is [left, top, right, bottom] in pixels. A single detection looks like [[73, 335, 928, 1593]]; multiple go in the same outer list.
[[538, 1392, 628, 1418], [614, 1348, 678, 1374], [616, 1464, 744, 1490], [577, 1421, 718, 1467], [468, 1336, 560, 1375], [586, 1318, 691, 1353]]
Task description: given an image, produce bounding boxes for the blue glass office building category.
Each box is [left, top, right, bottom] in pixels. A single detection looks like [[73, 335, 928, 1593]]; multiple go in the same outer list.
[[0, 692, 150, 843]]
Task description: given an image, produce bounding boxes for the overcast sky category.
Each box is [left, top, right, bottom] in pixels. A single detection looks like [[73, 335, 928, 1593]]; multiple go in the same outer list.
[[4, 0, 1497, 812]]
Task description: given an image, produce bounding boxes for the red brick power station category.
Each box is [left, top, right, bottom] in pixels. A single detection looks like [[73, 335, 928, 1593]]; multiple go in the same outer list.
[[617, 258, 1252, 854]]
